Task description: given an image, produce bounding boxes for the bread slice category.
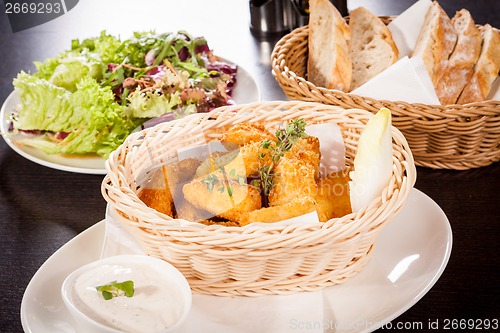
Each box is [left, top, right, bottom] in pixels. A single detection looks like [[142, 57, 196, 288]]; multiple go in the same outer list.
[[435, 9, 482, 105], [307, 0, 351, 91], [349, 7, 399, 91], [412, 1, 458, 86], [457, 24, 500, 104]]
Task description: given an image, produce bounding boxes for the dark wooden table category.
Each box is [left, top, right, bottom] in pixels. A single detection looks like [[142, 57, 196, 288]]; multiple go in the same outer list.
[[1, 1, 498, 332]]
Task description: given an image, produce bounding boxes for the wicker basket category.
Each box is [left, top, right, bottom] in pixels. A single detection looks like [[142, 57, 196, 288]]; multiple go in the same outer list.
[[271, 21, 500, 170], [102, 101, 416, 296]]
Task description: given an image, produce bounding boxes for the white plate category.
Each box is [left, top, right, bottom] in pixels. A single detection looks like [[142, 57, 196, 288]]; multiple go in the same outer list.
[[1, 61, 260, 175], [20, 189, 452, 333]]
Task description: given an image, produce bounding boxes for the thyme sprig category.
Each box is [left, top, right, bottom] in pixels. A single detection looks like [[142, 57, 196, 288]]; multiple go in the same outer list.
[[257, 118, 308, 197], [201, 167, 245, 197]]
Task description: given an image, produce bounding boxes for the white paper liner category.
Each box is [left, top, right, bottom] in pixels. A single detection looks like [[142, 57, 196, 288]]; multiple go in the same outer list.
[[352, 56, 440, 105], [387, 0, 432, 59]]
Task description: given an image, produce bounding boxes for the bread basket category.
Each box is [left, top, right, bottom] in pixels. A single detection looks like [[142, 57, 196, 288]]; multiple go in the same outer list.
[[102, 100, 416, 296], [271, 20, 500, 170]]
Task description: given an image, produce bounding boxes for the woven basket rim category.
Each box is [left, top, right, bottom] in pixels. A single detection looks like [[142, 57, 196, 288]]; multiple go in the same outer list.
[[102, 100, 416, 242]]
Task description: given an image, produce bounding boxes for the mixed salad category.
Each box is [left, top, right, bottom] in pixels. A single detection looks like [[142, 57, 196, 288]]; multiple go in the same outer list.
[[8, 30, 238, 158]]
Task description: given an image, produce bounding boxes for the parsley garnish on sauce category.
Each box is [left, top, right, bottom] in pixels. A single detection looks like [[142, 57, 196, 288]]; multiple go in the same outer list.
[[96, 280, 135, 300]]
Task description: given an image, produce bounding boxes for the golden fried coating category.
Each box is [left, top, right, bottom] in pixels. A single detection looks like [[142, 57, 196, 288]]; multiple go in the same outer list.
[[174, 196, 212, 222], [182, 177, 262, 222], [268, 154, 317, 207], [194, 149, 243, 178], [291, 136, 321, 156], [138, 158, 202, 216], [138, 188, 173, 216], [236, 141, 273, 177], [315, 169, 352, 222], [240, 197, 317, 226], [288, 136, 321, 179], [198, 219, 241, 227], [220, 123, 276, 147], [164, 158, 202, 197], [138, 166, 173, 216], [164, 158, 202, 185], [195, 141, 273, 178]]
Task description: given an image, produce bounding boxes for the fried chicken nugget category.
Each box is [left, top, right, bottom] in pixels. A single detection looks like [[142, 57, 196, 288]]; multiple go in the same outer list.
[[138, 166, 174, 216], [138, 158, 202, 216], [291, 136, 321, 156], [235, 141, 274, 177], [195, 141, 272, 178], [164, 158, 202, 197], [194, 149, 243, 178], [220, 123, 276, 147], [182, 177, 262, 222], [164, 158, 202, 185], [288, 136, 321, 179], [315, 169, 352, 222], [139, 188, 173, 216], [240, 197, 317, 226], [198, 219, 241, 227], [268, 153, 317, 207], [174, 196, 212, 222]]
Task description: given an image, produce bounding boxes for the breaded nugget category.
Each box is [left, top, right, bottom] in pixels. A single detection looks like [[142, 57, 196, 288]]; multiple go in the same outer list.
[[138, 166, 173, 216], [235, 141, 273, 177], [268, 154, 317, 207], [288, 136, 321, 179], [315, 169, 352, 222], [164, 158, 202, 185], [163, 158, 202, 197], [174, 196, 212, 222], [138, 158, 202, 216], [291, 136, 321, 156], [240, 197, 317, 226], [198, 219, 241, 227], [194, 149, 243, 178], [182, 177, 262, 222], [195, 141, 273, 178], [220, 123, 276, 147], [138, 188, 173, 216]]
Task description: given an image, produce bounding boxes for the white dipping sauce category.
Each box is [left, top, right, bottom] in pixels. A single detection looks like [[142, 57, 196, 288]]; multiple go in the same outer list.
[[71, 263, 184, 333]]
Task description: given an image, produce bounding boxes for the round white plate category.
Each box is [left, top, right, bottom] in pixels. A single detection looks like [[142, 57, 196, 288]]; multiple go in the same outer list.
[[20, 189, 452, 333], [1, 60, 260, 175]]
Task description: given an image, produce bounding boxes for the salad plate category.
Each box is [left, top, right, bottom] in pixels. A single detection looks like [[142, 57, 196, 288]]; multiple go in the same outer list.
[[1, 61, 260, 175], [21, 188, 452, 332]]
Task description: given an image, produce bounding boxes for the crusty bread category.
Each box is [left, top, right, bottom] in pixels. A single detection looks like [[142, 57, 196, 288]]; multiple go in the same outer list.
[[348, 7, 399, 90], [457, 24, 500, 104], [307, 0, 351, 91], [435, 9, 482, 105], [412, 1, 458, 86]]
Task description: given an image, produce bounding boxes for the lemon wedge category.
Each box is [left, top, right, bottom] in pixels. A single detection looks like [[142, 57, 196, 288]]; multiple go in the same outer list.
[[349, 108, 393, 212]]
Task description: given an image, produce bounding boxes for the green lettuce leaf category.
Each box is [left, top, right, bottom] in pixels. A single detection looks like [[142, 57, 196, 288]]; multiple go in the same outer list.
[[75, 30, 124, 65], [12, 73, 142, 157], [32, 30, 121, 88], [48, 61, 89, 92], [33, 57, 61, 80], [13, 72, 72, 132]]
